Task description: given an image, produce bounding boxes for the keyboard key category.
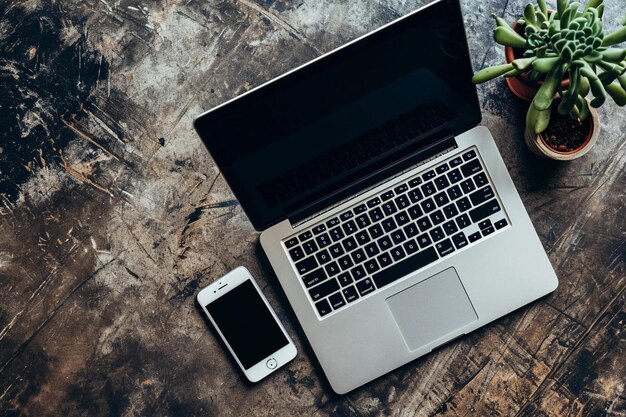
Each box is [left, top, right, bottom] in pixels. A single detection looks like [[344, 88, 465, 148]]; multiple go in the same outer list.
[[309, 278, 339, 301], [450, 156, 464, 167], [460, 179, 476, 194], [443, 203, 459, 219], [369, 207, 384, 222], [365, 242, 380, 257], [329, 227, 345, 241], [315, 299, 332, 316], [342, 286, 359, 303], [356, 278, 375, 296], [296, 256, 317, 275], [315, 249, 331, 265], [456, 197, 472, 212], [395, 195, 410, 210], [452, 232, 468, 249], [442, 220, 458, 235], [381, 191, 395, 201], [329, 292, 346, 309], [462, 149, 477, 161], [391, 246, 406, 261], [364, 259, 380, 274], [422, 170, 436, 181], [408, 205, 423, 219], [303, 240, 318, 255], [289, 246, 305, 262], [403, 239, 419, 254], [285, 237, 298, 248], [355, 230, 371, 245], [351, 249, 366, 264], [342, 220, 358, 235], [478, 219, 492, 230], [340, 211, 353, 221], [377, 252, 393, 268], [409, 177, 423, 187], [353, 204, 367, 214], [495, 219, 508, 229], [470, 186, 495, 206], [461, 159, 482, 177], [351, 265, 367, 281], [456, 213, 471, 229], [430, 226, 445, 242], [378, 236, 392, 251], [382, 218, 397, 233], [391, 230, 407, 245], [303, 268, 327, 287], [299, 231, 313, 242], [337, 272, 353, 287], [436, 164, 449, 174], [421, 182, 436, 196], [408, 189, 423, 203], [338, 255, 354, 271], [435, 238, 455, 257], [324, 261, 340, 276], [434, 192, 449, 207], [447, 169, 463, 184], [368, 224, 384, 239], [435, 176, 450, 191], [367, 197, 381, 208], [468, 231, 481, 242], [474, 172, 488, 187], [355, 214, 371, 229], [416, 233, 432, 248], [313, 224, 326, 234], [403, 223, 419, 238], [316, 233, 331, 248], [482, 226, 495, 236], [447, 185, 463, 200], [430, 210, 446, 225], [382, 201, 398, 216], [469, 199, 501, 223], [326, 217, 340, 227], [416, 216, 432, 232], [394, 211, 410, 226], [421, 198, 436, 213], [329, 243, 344, 257], [373, 247, 438, 289], [394, 184, 408, 194], [342, 236, 357, 252]]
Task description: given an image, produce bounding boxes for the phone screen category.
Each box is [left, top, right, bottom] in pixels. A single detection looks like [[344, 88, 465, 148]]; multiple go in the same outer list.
[[206, 279, 289, 369]]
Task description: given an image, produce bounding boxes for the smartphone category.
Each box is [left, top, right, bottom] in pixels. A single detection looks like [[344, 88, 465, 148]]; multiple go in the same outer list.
[[197, 267, 297, 382]]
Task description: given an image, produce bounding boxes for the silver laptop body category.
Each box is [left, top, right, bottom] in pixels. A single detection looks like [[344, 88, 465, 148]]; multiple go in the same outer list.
[[195, 0, 558, 394]]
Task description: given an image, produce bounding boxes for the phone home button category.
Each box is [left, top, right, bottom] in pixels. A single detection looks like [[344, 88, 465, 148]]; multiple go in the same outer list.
[[266, 358, 277, 369]]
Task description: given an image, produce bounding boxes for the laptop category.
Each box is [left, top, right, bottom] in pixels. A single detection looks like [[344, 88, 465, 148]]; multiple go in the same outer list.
[[194, 0, 558, 394]]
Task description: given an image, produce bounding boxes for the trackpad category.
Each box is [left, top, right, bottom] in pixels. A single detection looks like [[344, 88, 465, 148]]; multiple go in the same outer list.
[[386, 268, 478, 351]]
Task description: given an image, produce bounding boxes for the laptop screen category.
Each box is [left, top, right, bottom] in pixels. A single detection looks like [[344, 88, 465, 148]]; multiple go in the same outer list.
[[194, 0, 480, 230]]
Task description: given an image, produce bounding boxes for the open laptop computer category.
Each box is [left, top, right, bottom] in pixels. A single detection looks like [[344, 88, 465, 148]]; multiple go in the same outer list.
[[194, 0, 558, 394]]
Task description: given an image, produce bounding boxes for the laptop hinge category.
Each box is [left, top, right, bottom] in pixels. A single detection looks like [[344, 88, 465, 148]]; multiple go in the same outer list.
[[289, 133, 458, 228]]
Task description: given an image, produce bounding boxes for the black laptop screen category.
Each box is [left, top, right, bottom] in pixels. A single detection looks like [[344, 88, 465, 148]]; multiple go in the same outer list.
[[194, 0, 480, 230]]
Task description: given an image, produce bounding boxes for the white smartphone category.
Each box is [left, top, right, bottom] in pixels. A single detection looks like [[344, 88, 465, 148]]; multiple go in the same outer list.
[[197, 266, 297, 382]]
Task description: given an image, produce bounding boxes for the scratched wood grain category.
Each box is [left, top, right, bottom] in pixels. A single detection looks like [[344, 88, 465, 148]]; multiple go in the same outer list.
[[0, 0, 624, 416]]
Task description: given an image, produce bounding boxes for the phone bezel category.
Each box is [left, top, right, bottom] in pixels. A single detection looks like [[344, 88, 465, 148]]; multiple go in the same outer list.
[[197, 266, 297, 382]]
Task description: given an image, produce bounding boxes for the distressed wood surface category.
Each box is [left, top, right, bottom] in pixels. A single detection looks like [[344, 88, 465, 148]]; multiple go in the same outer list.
[[0, 0, 624, 416]]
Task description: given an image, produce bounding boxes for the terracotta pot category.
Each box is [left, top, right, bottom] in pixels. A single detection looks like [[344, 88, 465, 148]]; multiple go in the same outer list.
[[524, 101, 600, 160], [504, 21, 570, 101]]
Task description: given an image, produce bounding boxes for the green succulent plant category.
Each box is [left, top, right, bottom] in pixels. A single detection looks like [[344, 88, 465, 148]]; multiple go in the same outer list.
[[472, 0, 626, 135]]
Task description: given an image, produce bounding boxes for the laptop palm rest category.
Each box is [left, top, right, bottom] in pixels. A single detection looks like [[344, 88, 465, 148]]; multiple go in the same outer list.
[[386, 267, 478, 351]]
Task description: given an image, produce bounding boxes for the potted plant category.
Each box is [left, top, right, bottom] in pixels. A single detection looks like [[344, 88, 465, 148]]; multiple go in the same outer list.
[[472, 0, 626, 160]]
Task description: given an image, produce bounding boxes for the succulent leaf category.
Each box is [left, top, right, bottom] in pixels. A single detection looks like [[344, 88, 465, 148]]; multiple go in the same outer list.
[[532, 56, 562, 73], [533, 65, 566, 110], [526, 104, 551, 134], [494, 27, 528, 48], [472, 63, 516, 83], [584, 0, 603, 12], [557, 0, 569, 17], [603, 25, 626, 47], [537, 0, 548, 16], [577, 95, 590, 120], [524, 4, 538, 27]]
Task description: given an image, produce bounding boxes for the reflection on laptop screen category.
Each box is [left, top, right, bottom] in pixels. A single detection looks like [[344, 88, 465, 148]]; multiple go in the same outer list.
[[194, 0, 480, 229]]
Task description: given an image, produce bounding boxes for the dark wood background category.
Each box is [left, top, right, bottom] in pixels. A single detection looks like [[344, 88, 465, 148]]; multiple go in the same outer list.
[[1, 0, 624, 416]]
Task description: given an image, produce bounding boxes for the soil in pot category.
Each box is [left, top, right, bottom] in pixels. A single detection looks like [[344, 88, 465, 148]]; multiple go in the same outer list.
[[540, 106, 592, 153]]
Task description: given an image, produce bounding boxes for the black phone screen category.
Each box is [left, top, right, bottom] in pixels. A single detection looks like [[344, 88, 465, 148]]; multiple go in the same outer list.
[[206, 280, 289, 369]]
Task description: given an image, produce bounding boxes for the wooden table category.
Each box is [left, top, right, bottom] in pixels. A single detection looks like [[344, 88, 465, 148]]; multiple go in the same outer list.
[[1, 0, 624, 415]]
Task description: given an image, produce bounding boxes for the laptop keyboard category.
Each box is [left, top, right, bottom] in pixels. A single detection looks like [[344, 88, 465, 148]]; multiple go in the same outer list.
[[282, 148, 510, 318]]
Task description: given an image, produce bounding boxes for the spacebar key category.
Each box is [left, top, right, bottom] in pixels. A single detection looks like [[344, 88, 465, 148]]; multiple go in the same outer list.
[[373, 247, 439, 289]]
